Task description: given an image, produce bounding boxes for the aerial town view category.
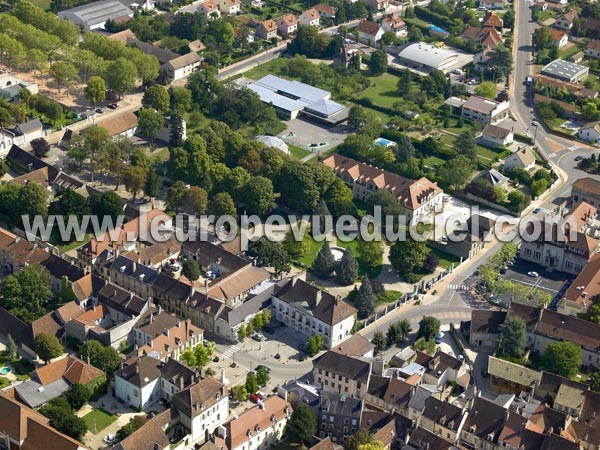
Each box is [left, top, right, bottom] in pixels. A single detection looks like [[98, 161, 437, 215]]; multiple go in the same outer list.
[[0, 0, 599, 447]]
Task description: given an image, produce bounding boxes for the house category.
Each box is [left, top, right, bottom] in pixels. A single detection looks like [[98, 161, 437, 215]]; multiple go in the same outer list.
[[356, 19, 384, 46], [405, 426, 455, 450], [549, 28, 568, 48], [418, 396, 465, 443], [163, 52, 202, 81], [276, 14, 298, 35], [554, 9, 578, 30], [588, 40, 600, 58], [480, 123, 514, 147], [381, 13, 407, 37], [272, 277, 356, 349], [313, 3, 336, 19], [487, 356, 541, 394], [114, 355, 196, 409], [108, 28, 137, 44], [58, 0, 133, 31], [461, 95, 510, 125], [95, 111, 138, 137], [572, 177, 600, 207], [216, 395, 292, 450], [504, 147, 536, 171], [0, 118, 44, 155], [0, 73, 38, 99], [461, 26, 503, 49], [469, 309, 507, 350], [317, 390, 364, 443], [569, 50, 585, 63], [482, 11, 503, 29], [414, 350, 469, 388], [534, 371, 588, 416], [396, 42, 459, 73], [256, 19, 277, 39], [365, 0, 388, 11], [541, 59, 589, 84], [578, 122, 600, 144], [558, 253, 600, 316], [584, 18, 600, 37], [312, 350, 371, 397], [310, 437, 344, 450], [171, 377, 228, 444], [331, 333, 375, 359], [299, 8, 320, 26], [200, 0, 220, 18], [519, 202, 599, 275], [460, 397, 507, 449], [14, 355, 105, 408], [481, 0, 507, 9], [323, 153, 444, 219], [111, 413, 169, 450], [219, 0, 240, 14]]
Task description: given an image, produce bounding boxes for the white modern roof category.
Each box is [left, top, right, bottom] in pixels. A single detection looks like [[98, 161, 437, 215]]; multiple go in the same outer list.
[[305, 98, 346, 117], [251, 74, 330, 105], [247, 83, 306, 113], [58, 0, 133, 26], [256, 135, 289, 154], [541, 59, 588, 80], [398, 42, 458, 69]]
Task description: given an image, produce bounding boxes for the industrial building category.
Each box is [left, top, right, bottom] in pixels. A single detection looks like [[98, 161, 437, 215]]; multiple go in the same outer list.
[[396, 42, 459, 73], [540, 59, 589, 84]]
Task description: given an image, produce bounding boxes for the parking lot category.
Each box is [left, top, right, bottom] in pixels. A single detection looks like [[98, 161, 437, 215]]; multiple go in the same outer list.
[[496, 258, 570, 307]]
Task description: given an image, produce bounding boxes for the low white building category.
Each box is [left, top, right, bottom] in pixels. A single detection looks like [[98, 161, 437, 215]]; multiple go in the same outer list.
[[299, 8, 320, 26], [219, 0, 240, 14], [504, 147, 536, 171], [0, 118, 44, 156], [58, 0, 134, 31], [461, 95, 510, 125], [480, 123, 514, 148], [578, 122, 600, 143], [172, 377, 228, 444], [271, 277, 356, 349]]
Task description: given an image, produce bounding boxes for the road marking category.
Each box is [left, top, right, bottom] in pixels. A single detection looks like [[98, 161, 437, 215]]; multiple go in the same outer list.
[[547, 152, 557, 159], [509, 278, 559, 293], [222, 345, 241, 359], [448, 284, 467, 290]]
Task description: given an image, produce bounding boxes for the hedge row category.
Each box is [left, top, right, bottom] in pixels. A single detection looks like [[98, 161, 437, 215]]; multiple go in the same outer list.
[[415, 6, 455, 29]]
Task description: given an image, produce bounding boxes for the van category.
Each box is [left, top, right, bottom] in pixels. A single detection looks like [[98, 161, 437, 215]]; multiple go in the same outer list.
[[526, 75, 533, 86], [452, 68, 464, 75]]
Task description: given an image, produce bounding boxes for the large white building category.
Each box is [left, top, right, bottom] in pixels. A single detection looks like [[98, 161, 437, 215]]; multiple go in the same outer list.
[[58, 0, 134, 31], [271, 278, 357, 349], [396, 42, 459, 73], [461, 95, 510, 125]]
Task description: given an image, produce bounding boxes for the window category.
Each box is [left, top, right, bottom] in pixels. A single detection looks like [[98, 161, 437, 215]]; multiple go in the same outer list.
[[344, 418, 349, 424]]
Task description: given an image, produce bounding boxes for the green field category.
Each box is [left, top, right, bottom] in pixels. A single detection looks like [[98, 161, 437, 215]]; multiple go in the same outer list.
[[288, 145, 312, 160], [427, 246, 461, 270], [245, 58, 290, 80], [82, 409, 117, 434], [30, 0, 51, 9], [358, 73, 401, 108]]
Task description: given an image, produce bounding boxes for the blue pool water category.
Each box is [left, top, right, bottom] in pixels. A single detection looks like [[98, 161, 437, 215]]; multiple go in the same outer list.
[[0, 367, 10, 375], [429, 24, 448, 34], [373, 137, 396, 147]]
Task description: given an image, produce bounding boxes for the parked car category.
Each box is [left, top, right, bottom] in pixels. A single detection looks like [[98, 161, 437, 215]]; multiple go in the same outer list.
[[532, 120, 539, 127], [95, 108, 104, 113], [256, 364, 271, 374], [107, 103, 119, 109], [205, 270, 218, 279], [575, 156, 583, 161], [249, 393, 261, 403], [252, 332, 266, 342], [527, 271, 539, 278]]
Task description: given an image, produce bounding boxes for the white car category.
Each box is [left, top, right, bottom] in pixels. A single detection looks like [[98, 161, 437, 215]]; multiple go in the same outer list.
[[527, 271, 539, 278], [532, 120, 539, 127]]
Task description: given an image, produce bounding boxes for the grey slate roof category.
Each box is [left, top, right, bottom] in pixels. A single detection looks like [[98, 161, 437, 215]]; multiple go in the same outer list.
[[15, 379, 70, 409], [313, 351, 370, 383]]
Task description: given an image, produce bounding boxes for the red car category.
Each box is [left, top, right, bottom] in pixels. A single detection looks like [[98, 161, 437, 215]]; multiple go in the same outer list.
[[249, 393, 261, 403]]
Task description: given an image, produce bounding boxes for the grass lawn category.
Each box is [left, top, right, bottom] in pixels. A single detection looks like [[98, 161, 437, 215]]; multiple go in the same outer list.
[[56, 234, 92, 252], [0, 377, 10, 390], [82, 409, 117, 434], [475, 144, 503, 161], [288, 145, 312, 160], [403, 16, 430, 29], [245, 58, 290, 80], [427, 246, 461, 270], [560, 44, 583, 61], [423, 156, 445, 169], [294, 236, 326, 268], [358, 73, 401, 109], [414, 337, 436, 355], [336, 238, 382, 278], [30, 0, 51, 9]]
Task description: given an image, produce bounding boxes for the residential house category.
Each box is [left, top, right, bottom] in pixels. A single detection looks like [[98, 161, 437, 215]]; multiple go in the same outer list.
[[461, 26, 503, 49], [299, 8, 320, 26], [481, 0, 507, 9], [460, 397, 507, 450], [314, 3, 336, 19], [101, 254, 159, 299], [111, 413, 170, 450], [356, 19, 383, 46], [96, 111, 138, 137], [14, 355, 105, 408], [504, 147, 537, 171], [404, 426, 455, 450], [317, 390, 364, 443], [554, 9, 578, 30], [418, 396, 466, 443], [558, 253, 600, 316], [497, 410, 528, 449], [365, 0, 388, 10], [256, 19, 277, 39], [272, 277, 356, 349], [200, 0, 221, 18], [482, 11, 503, 29], [312, 350, 371, 397], [414, 350, 469, 389], [461, 95, 510, 124], [163, 53, 202, 81], [0, 118, 44, 155], [309, 437, 344, 450], [578, 122, 600, 144], [572, 177, 600, 207], [487, 356, 541, 394], [519, 201, 599, 275], [469, 309, 507, 350], [365, 373, 417, 415], [549, 28, 568, 48], [276, 14, 298, 35], [480, 123, 514, 148], [216, 395, 292, 450], [584, 18, 600, 37], [171, 377, 228, 444], [219, 0, 240, 14], [331, 333, 375, 359], [588, 40, 600, 58], [323, 153, 444, 219], [157, 357, 199, 402], [534, 371, 588, 416], [381, 13, 407, 37]]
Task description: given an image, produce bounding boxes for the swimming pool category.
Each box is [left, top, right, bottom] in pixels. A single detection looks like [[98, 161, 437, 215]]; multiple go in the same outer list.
[[429, 24, 449, 35], [0, 367, 10, 375], [373, 137, 396, 147]]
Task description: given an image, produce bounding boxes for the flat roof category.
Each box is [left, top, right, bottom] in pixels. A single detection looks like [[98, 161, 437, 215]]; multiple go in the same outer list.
[[397, 42, 458, 69], [252, 74, 330, 104], [246, 83, 306, 113], [541, 59, 588, 80], [59, 0, 133, 26]]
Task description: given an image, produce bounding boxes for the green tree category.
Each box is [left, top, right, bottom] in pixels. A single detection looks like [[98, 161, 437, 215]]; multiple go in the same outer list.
[[138, 108, 164, 144], [181, 341, 215, 368], [116, 416, 146, 441], [582, 103, 600, 122], [499, 316, 526, 358], [346, 429, 373, 450], [355, 276, 376, 319], [182, 259, 201, 281], [169, 109, 185, 148], [142, 85, 170, 113], [123, 166, 147, 200], [247, 238, 292, 277], [78, 340, 121, 374], [417, 316, 440, 340], [65, 383, 92, 410], [105, 58, 137, 98], [31, 137, 50, 158], [6, 334, 17, 361], [230, 385, 248, 401], [169, 86, 192, 111], [34, 333, 63, 364], [256, 366, 270, 387], [368, 50, 388, 75], [0, 265, 52, 323], [208, 192, 237, 218], [336, 248, 358, 286], [589, 370, 600, 392], [438, 155, 473, 191], [241, 176, 276, 216], [20, 181, 50, 220], [305, 334, 323, 356], [456, 130, 476, 159], [507, 190, 526, 210], [282, 226, 310, 258], [389, 238, 428, 277], [237, 324, 247, 341], [85, 76, 106, 108], [531, 178, 548, 197], [386, 319, 412, 347], [245, 371, 259, 394], [356, 238, 383, 268], [92, 191, 123, 222], [145, 169, 160, 198], [372, 330, 386, 353], [543, 341, 582, 378], [312, 242, 336, 278], [50, 61, 79, 93], [475, 81, 497, 99], [397, 319, 412, 342], [285, 404, 316, 445]]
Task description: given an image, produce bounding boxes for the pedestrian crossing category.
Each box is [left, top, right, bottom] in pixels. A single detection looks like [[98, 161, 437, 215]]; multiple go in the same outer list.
[[447, 284, 467, 290], [547, 152, 557, 159], [534, 207, 554, 215], [222, 345, 241, 359]]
